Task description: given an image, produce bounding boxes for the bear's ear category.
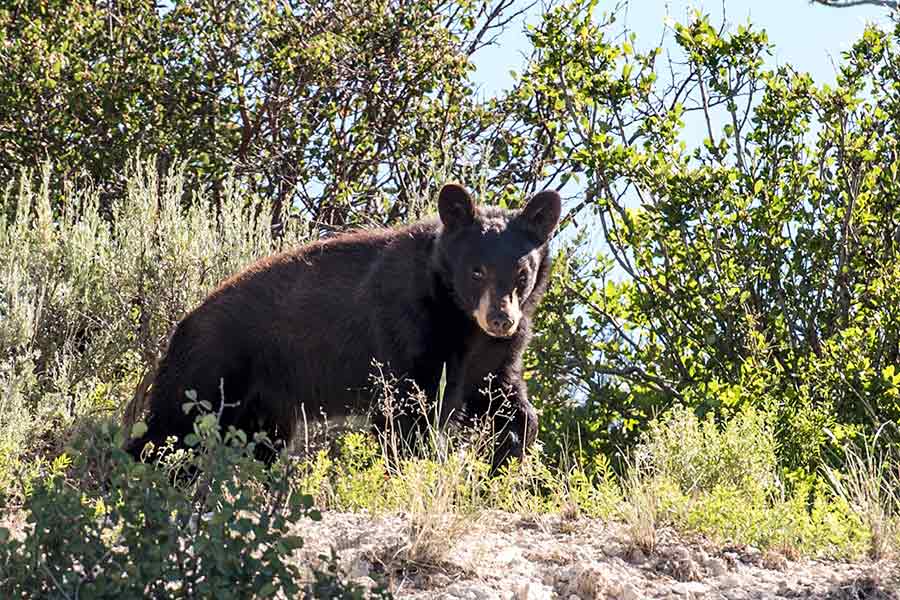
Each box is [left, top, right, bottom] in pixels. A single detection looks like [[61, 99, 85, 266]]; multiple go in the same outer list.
[[518, 189, 562, 243], [438, 183, 476, 230]]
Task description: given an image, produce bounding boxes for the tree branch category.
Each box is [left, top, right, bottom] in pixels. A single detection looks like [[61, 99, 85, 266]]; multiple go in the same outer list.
[[810, 0, 898, 9]]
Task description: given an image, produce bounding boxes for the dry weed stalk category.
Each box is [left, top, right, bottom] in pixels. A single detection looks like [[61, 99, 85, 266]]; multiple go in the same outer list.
[[620, 453, 659, 555], [371, 362, 494, 567]]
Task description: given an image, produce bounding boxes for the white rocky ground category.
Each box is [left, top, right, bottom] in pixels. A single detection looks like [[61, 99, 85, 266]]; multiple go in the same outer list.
[[295, 511, 899, 599]]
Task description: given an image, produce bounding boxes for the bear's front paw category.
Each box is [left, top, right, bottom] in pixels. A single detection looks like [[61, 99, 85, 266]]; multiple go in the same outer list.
[[489, 430, 523, 475]]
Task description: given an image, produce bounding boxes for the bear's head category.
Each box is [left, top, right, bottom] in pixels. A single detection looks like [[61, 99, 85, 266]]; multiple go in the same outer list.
[[436, 183, 562, 338]]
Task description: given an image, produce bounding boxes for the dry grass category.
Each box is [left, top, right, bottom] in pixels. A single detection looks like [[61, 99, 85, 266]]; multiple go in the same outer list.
[[823, 426, 900, 560], [400, 462, 482, 568], [619, 457, 659, 555], [370, 364, 494, 567]]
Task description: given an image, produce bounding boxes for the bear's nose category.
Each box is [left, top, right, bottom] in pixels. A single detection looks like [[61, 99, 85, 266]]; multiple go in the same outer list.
[[490, 313, 515, 333]]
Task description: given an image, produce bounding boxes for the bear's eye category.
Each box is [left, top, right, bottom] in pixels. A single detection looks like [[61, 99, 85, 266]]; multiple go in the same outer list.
[[471, 267, 485, 281]]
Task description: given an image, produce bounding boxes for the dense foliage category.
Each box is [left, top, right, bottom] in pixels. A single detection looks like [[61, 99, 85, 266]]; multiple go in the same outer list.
[[521, 4, 900, 472], [0, 0, 544, 229]]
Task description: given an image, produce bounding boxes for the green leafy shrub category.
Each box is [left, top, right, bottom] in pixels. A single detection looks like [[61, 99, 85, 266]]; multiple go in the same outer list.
[[0, 0, 545, 229], [520, 0, 900, 475], [0, 409, 388, 598], [635, 404, 777, 496]]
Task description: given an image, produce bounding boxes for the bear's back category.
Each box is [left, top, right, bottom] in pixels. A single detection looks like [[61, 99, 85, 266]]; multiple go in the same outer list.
[[168, 221, 447, 415]]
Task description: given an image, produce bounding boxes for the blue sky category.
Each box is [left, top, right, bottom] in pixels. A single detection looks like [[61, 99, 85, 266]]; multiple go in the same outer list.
[[471, 0, 891, 95]]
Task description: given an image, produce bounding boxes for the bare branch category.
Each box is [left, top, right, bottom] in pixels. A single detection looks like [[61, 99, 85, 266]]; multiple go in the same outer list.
[[810, 0, 898, 9]]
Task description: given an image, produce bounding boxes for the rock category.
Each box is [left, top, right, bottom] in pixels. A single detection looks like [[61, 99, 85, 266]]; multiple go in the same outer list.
[[443, 583, 501, 600], [514, 582, 554, 600], [353, 576, 378, 590], [671, 581, 709, 596], [564, 562, 608, 599], [659, 544, 702, 581], [676, 560, 701, 581], [347, 556, 371, 579], [496, 546, 524, 567], [740, 546, 762, 565], [626, 547, 647, 564], [618, 583, 642, 600], [705, 556, 728, 577], [762, 550, 788, 571], [476, 588, 502, 600], [430, 573, 452, 587], [672, 546, 692, 562]]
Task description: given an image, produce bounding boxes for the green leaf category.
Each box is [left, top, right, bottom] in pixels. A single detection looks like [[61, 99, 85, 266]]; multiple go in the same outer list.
[[131, 421, 148, 439], [281, 535, 304, 551], [291, 493, 314, 511], [438, 362, 448, 405], [258, 583, 277, 597]]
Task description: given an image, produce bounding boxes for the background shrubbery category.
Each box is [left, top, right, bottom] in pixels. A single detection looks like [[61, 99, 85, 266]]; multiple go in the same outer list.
[[2, 0, 900, 594], [0, 162, 310, 495]]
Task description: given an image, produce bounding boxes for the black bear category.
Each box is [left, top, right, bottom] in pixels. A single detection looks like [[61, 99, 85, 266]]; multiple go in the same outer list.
[[125, 183, 561, 471]]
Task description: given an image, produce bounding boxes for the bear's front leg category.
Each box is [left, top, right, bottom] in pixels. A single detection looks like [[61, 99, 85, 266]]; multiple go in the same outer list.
[[462, 365, 539, 474]]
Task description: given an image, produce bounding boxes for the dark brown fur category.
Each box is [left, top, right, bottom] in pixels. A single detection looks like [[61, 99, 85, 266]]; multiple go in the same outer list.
[[125, 184, 561, 470]]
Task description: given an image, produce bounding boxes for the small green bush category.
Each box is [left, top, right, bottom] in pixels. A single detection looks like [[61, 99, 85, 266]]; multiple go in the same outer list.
[[332, 432, 389, 511], [0, 409, 389, 598], [625, 405, 871, 558], [635, 404, 778, 496]]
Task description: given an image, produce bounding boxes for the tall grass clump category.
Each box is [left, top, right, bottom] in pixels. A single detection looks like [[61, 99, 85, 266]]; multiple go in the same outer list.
[[0, 160, 310, 495], [291, 367, 621, 566], [307, 367, 500, 567], [824, 426, 900, 559]]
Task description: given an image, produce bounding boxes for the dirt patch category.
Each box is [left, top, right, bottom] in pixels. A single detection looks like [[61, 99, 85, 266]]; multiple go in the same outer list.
[[294, 511, 899, 599]]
